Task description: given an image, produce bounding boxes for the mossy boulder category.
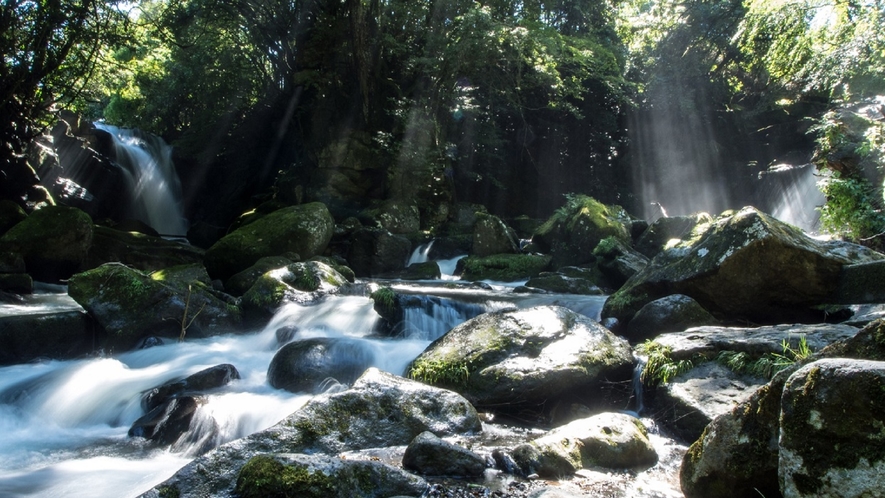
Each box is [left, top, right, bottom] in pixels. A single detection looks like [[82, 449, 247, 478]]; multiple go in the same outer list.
[[0, 205, 93, 282], [235, 453, 427, 498], [602, 207, 884, 327], [84, 226, 205, 273], [472, 213, 519, 257], [522, 271, 605, 295], [592, 236, 650, 288], [0, 310, 97, 365], [240, 261, 349, 326], [779, 359, 885, 498], [512, 413, 657, 477], [359, 199, 420, 234], [204, 203, 334, 281], [140, 368, 480, 497], [626, 294, 718, 342], [459, 253, 552, 281], [267, 338, 374, 393], [531, 195, 631, 268], [225, 256, 295, 296], [407, 306, 634, 415], [402, 431, 487, 477], [68, 263, 242, 351]]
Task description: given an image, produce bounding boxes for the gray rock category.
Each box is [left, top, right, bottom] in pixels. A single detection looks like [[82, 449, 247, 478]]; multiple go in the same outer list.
[[407, 306, 634, 416], [626, 294, 718, 342], [402, 431, 486, 477], [235, 453, 427, 498], [347, 228, 411, 278], [472, 213, 519, 257], [634, 213, 712, 259], [592, 236, 649, 288], [779, 359, 885, 498], [523, 271, 605, 295], [225, 256, 293, 296], [513, 413, 657, 478], [267, 338, 374, 393], [140, 368, 480, 497], [602, 207, 884, 327]]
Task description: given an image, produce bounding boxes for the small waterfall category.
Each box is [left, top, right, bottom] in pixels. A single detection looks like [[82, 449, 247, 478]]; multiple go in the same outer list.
[[630, 355, 647, 416], [407, 240, 435, 266], [95, 124, 188, 237], [398, 295, 486, 340]]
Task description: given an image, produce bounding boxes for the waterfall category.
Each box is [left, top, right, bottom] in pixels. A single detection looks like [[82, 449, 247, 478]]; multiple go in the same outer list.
[[95, 124, 188, 237], [407, 240, 434, 266]]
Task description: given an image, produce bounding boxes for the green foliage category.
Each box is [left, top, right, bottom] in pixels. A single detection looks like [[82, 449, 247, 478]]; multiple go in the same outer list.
[[460, 254, 552, 281], [637, 340, 698, 387], [408, 357, 471, 387], [717, 336, 813, 380]]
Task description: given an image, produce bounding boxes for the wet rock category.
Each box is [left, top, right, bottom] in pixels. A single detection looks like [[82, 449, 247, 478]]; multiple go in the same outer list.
[[235, 453, 427, 498], [240, 261, 349, 325], [0, 310, 97, 366], [473, 213, 519, 257], [205, 202, 334, 281], [459, 254, 552, 282], [523, 271, 604, 295], [626, 295, 718, 342], [267, 338, 374, 393], [634, 213, 712, 259], [592, 236, 649, 288], [779, 358, 885, 498], [0, 205, 93, 282], [0, 200, 27, 236], [402, 431, 486, 477], [129, 396, 200, 446], [347, 228, 411, 278], [68, 263, 242, 351], [141, 368, 480, 497], [143, 363, 240, 412], [657, 361, 765, 442], [513, 413, 657, 477], [407, 306, 634, 416], [84, 226, 205, 273], [603, 207, 884, 327]]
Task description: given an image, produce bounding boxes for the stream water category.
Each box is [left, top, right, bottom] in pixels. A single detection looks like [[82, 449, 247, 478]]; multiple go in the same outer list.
[[0, 274, 685, 497]]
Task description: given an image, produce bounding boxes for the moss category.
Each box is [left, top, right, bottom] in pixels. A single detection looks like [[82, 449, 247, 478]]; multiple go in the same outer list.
[[460, 253, 552, 281], [156, 485, 180, 498], [235, 455, 335, 498], [370, 287, 395, 314], [408, 356, 471, 387]]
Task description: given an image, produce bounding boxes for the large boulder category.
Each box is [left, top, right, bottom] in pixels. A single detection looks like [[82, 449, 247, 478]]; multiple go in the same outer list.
[[68, 263, 242, 351], [225, 256, 294, 296], [512, 413, 657, 477], [459, 253, 552, 282], [592, 236, 649, 288], [634, 213, 712, 259], [625, 294, 719, 342], [267, 338, 374, 393], [779, 359, 885, 498], [204, 203, 334, 281], [406, 306, 634, 415], [140, 368, 480, 497], [679, 319, 885, 498], [346, 228, 411, 278], [0, 206, 93, 282], [235, 453, 427, 498], [602, 207, 884, 326], [84, 226, 205, 273], [472, 213, 519, 257], [240, 261, 350, 325]]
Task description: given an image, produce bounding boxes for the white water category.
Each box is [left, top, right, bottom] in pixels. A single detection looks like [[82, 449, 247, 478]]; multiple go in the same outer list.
[[95, 124, 188, 237]]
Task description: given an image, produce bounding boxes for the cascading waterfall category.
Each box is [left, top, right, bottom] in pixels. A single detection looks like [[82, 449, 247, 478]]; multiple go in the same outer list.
[[95, 124, 188, 237]]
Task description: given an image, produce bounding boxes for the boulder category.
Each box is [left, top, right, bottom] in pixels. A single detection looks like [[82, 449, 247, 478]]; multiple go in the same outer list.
[[459, 254, 552, 282], [148, 264, 214, 292], [626, 295, 719, 342], [512, 413, 657, 477], [240, 261, 349, 325], [602, 207, 884, 326], [0, 206, 93, 282], [634, 213, 712, 259], [831, 259, 885, 304], [225, 256, 295, 295], [346, 228, 411, 278], [407, 306, 634, 415], [402, 431, 486, 477], [359, 199, 421, 234], [84, 226, 205, 273], [523, 270, 605, 295], [204, 203, 334, 280], [235, 453, 427, 498], [141, 368, 480, 497], [0, 310, 97, 365], [68, 263, 242, 351], [267, 338, 374, 393], [779, 359, 885, 498], [129, 396, 200, 446], [531, 195, 631, 268], [142, 364, 240, 412], [472, 213, 519, 257], [592, 236, 649, 288]]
